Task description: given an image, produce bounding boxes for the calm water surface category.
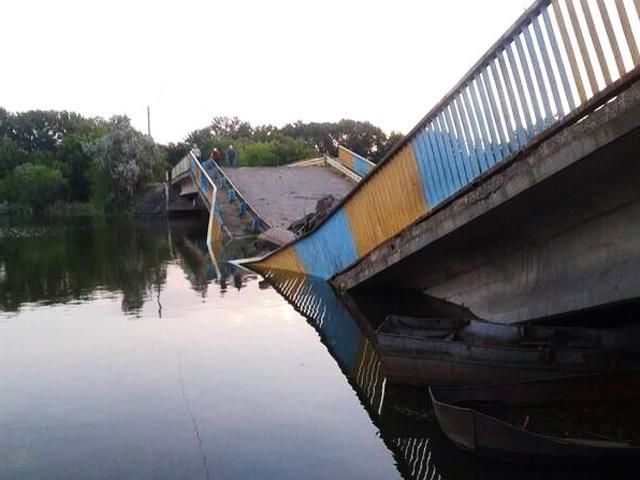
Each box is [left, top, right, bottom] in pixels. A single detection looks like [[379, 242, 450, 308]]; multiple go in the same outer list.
[[0, 219, 635, 479]]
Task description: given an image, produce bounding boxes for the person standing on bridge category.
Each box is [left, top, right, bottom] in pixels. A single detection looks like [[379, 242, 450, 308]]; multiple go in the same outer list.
[[210, 147, 221, 164], [226, 145, 236, 168]]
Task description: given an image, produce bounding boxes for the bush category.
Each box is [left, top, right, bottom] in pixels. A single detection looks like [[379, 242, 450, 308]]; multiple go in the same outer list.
[[200, 136, 315, 167], [0, 163, 66, 212]]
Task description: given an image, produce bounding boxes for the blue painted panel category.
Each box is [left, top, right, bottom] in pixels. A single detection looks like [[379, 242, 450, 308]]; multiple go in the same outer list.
[[411, 135, 438, 207], [462, 86, 491, 172], [431, 125, 458, 198], [352, 156, 372, 177], [426, 126, 454, 201], [200, 176, 208, 196], [436, 114, 463, 191], [297, 275, 362, 371], [417, 129, 445, 202], [454, 95, 482, 178], [444, 107, 471, 184], [294, 209, 358, 279]]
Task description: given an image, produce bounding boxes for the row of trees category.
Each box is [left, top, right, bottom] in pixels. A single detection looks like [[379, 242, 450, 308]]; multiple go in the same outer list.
[[0, 109, 164, 213], [165, 116, 404, 168], [0, 110, 404, 214]]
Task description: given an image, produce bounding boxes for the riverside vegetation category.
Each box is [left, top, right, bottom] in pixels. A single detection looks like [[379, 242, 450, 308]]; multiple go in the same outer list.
[[0, 109, 403, 215]]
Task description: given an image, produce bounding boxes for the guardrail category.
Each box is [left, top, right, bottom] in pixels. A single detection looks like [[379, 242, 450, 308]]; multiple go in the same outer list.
[[203, 160, 270, 232], [186, 152, 224, 256], [337, 145, 375, 178], [394, 0, 640, 207], [245, 0, 640, 280], [171, 152, 268, 234]]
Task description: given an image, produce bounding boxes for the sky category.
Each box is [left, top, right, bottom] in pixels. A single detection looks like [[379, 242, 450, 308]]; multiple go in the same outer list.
[[0, 0, 533, 144]]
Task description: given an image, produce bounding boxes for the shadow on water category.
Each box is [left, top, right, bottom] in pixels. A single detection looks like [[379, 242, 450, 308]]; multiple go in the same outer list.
[[0, 217, 257, 315], [258, 267, 640, 480]]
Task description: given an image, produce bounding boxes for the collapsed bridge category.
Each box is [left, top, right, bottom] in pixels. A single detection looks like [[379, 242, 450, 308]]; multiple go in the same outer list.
[[245, 0, 640, 325]]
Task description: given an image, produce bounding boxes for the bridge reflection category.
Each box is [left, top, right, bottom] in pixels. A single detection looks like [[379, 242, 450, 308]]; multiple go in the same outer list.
[[0, 218, 257, 314], [259, 268, 639, 480]]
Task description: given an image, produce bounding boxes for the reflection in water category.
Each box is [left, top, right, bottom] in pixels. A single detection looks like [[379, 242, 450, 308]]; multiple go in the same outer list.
[[0, 218, 256, 314], [2, 219, 637, 479], [0, 220, 401, 479], [260, 268, 639, 480]]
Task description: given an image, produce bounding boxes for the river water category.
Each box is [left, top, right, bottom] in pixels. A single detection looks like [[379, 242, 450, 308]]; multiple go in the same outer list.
[[0, 219, 635, 479]]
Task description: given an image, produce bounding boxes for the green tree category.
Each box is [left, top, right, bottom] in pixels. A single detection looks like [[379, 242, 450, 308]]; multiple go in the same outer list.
[[376, 131, 404, 162], [0, 137, 26, 177], [57, 134, 94, 201], [5, 110, 101, 152], [163, 142, 191, 167], [85, 116, 161, 210], [280, 119, 390, 160], [0, 163, 66, 212], [208, 116, 253, 139]]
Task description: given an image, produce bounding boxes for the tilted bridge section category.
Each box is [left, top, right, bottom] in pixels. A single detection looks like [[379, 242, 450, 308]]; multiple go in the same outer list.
[[246, 0, 640, 324]]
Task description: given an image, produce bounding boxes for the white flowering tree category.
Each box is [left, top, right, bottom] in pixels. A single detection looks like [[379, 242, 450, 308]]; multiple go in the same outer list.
[[85, 116, 161, 209]]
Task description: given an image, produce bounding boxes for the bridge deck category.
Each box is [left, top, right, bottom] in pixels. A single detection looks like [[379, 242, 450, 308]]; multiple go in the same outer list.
[[222, 165, 354, 229]]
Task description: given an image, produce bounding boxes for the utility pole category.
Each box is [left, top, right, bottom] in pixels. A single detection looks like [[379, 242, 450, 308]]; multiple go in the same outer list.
[[147, 105, 151, 137]]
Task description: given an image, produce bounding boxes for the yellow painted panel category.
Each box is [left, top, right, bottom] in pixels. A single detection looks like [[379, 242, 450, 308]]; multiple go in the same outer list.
[[208, 218, 223, 253], [248, 247, 306, 276], [345, 144, 428, 257], [338, 147, 353, 169]]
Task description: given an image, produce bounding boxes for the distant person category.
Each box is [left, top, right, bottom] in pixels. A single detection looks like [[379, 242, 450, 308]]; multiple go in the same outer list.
[[202, 148, 220, 170], [226, 145, 236, 167], [192, 144, 201, 160]]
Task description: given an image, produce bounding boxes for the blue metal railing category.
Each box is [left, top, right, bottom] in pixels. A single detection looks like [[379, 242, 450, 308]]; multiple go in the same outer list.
[[201, 159, 270, 232], [391, 0, 640, 207], [185, 152, 223, 266], [173, 152, 269, 233]]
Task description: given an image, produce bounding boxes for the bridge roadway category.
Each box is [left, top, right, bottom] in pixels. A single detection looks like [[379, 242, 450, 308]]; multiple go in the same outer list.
[[169, 155, 356, 240], [222, 165, 354, 230]]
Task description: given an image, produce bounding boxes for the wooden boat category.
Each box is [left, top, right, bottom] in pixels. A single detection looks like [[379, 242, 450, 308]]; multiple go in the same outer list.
[[429, 370, 640, 464], [376, 315, 640, 386]]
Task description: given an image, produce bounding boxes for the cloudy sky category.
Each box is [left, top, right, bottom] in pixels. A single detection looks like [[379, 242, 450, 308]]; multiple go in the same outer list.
[[1, 0, 532, 144]]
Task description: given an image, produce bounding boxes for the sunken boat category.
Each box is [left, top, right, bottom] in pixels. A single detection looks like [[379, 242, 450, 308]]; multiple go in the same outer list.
[[429, 370, 640, 464], [376, 315, 640, 386]]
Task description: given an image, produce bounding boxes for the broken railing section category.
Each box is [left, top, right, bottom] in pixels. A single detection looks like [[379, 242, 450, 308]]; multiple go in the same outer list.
[[174, 151, 268, 235], [336, 145, 376, 178], [246, 0, 640, 280], [287, 148, 373, 183], [187, 152, 223, 247], [204, 159, 269, 234]]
